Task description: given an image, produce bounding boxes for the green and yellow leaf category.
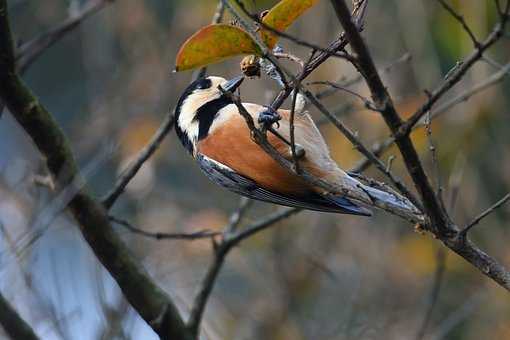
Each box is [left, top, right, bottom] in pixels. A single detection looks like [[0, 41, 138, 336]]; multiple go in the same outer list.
[[175, 24, 262, 71], [261, 0, 320, 48]]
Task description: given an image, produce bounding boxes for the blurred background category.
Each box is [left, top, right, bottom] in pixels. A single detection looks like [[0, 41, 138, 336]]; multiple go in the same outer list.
[[1, 0, 509, 339]]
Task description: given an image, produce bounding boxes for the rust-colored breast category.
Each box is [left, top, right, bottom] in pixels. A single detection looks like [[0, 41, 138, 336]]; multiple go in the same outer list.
[[197, 115, 311, 196]]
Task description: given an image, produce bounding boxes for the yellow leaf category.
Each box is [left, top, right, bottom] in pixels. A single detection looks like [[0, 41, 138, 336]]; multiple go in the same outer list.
[[261, 0, 320, 48], [175, 24, 262, 71]]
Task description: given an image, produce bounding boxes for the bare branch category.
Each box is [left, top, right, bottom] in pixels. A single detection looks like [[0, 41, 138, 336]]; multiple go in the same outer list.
[[302, 88, 423, 211], [270, 0, 368, 110], [229, 0, 354, 60], [289, 89, 302, 172], [220, 86, 423, 222], [0, 3, 192, 338], [424, 61, 510, 125], [315, 52, 412, 101], [101, 113, 176, 209], [0, 292, 39, 340], [273, 52, 304, 67], [350, 59, 510, 176], [16, 0, 114, 73], [226, 197, 253, 234], [306, 80, 378, 111], [437, 0, 480, 48], [424, 111, 444, 206], [109, 216, 220, 241], [401, 8, 510, 137], [461, 193, 510, 236], [330, 0, 451, 234], [0, 0, 113, 119], [187, 208, 300, 337], [330, 0, 510, 291]]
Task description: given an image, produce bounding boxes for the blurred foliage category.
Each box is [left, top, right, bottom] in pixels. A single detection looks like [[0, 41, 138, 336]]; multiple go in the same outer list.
[[1, 0, 509, 339]]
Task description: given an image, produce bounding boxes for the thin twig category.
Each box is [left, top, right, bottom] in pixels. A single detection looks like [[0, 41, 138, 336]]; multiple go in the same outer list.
[[0, 2, 192, 337], [331, 0, 510, 291], [315, 52, 412, 101], [302, 88, 423, 210], [225, 197, 253, 234], [273, 52, 305, 67], [17, 0, 114, 73], [0, 291, 40, 340], [306, 80, 378, 111], [230, 0, 355, 60], [187, 208, 300, 338], [221, 86, 423, 222], [437, 0, 480, 48], [401, 7, 510, 137], [424, 111, 445, 208], [330, 0, 450, 235], [109, 216, 220, 241], [424, 61, 510, 125], [460, 193, 510, 236], [101, 113, 176, 209], [0, 0, 113, 118], [351, 60, 510, 174], [289, 88, 301, 172], [270, 0, 368, 110]]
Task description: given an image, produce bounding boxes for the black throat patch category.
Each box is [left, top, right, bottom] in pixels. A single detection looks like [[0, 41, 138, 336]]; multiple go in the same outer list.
[[194, 96, 232, 141], [174, 78, 232, 155]]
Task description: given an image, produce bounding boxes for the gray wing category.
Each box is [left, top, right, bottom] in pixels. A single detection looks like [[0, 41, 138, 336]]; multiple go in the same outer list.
[[196, 154, 371, 215]]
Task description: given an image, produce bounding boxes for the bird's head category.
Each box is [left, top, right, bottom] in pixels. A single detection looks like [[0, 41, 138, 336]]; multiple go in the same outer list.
[[174, 76, 244, 154]]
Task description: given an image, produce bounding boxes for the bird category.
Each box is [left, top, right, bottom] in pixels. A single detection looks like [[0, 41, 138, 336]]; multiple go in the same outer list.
[[174, 75, 414, 216]]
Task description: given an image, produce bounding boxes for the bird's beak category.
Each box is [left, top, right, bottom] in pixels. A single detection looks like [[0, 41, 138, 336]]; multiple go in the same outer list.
[[222, 76, 244, 92]]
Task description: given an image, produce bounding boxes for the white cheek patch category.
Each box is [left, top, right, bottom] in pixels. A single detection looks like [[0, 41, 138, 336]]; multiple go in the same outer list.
[[178, 98, 200, 144], [178, 91, 221, 144]]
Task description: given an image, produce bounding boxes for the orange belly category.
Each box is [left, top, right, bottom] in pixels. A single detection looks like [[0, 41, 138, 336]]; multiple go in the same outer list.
[[197, 116, 311, 196]]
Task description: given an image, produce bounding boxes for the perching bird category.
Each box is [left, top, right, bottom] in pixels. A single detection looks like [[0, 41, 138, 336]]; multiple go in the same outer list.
[[174, 75, 415, 216]]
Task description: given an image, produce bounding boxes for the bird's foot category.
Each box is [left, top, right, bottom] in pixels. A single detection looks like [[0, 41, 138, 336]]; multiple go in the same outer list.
[[258, 108, 281, 130]]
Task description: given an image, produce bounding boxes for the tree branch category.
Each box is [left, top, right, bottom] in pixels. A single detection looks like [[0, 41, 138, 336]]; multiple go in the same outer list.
[[351, 60, 510, 175], [187, 208, 301, 338], [330, 0, 510, 291], [16, 0, 114, 73], [314, 52, 412, 101], [0, 0, 112, 119], [109, 216, 220, 241], [460, 193, 510, 236], [101, 113, 176, 209], [330, 0, 450, 234], [401, 7, 510, 137], [0, 292, 39, 340], [302, 88, 423, 210], [220, 86, 422, 223], [270, 0, 368, 110], [0, 3, 192, 339], [437, 0, 480, 48]]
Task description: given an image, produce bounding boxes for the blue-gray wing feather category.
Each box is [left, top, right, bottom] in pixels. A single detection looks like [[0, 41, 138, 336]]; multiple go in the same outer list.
[[196, 154, 371, 215]]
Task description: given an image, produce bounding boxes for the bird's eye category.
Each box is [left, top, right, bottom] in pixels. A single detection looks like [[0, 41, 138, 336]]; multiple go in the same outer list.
[[195, 78, 212, 90]]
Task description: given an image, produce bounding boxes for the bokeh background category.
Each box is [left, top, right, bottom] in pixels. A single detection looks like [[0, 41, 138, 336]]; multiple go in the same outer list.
[[1, 0, 509, 339]]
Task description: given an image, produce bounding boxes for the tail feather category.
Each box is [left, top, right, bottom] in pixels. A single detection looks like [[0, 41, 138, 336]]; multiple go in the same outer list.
[[359, 183, 421, 215], [326, 196, 372, 216]]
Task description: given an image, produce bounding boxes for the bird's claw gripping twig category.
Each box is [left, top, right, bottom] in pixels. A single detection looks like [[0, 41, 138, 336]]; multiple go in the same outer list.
[[258, 108, 281, 130]]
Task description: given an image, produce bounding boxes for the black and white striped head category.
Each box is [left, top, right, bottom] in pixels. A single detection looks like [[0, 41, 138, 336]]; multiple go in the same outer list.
[[174, 76, 244, 154]]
